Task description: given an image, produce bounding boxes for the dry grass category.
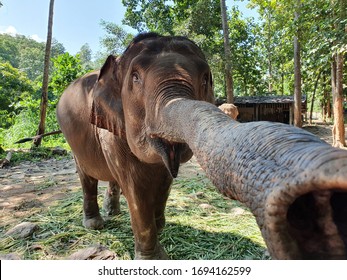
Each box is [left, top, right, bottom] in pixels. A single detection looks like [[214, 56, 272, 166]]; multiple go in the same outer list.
[[0, 172, 268, 260]]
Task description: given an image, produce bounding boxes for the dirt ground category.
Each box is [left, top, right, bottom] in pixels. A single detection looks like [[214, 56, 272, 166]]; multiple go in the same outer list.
[[0, 150, 203, 229], [0, 122, 343, 229]]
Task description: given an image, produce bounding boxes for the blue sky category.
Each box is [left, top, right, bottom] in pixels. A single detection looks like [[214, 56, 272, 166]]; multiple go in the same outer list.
[[0, 0, 134, 55], [0, 0, 257, 56]]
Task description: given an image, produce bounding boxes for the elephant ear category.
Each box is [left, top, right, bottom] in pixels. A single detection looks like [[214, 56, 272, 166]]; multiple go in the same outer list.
[[90, 55, 125, 137]]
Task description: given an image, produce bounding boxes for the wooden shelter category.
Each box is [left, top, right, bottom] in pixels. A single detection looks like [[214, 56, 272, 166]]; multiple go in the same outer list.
[[233, 95, 307, 124]]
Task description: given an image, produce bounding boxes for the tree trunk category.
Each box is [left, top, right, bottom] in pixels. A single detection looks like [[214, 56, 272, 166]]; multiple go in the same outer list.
[[35, 0, 55, 147], [332, 52, 346, 147], [159, 98, 347, 259], [326, 72, 332, 119], [293, 0, 302, 128], [309, 70, 322, 124], [331, 0, 346, 148], [268, 54, 273, 93], [281, 71, 284, 95], [220, 0, 234, 103], [266, 8, 273, 93], [322, 75, 329, 122]]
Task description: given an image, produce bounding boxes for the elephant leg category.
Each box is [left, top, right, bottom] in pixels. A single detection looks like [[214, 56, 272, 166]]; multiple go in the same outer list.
[[76, 163, 104, 230], [155, 192, 170, 234], [123, 178, 171, 260], [103, 181, 121, 216]]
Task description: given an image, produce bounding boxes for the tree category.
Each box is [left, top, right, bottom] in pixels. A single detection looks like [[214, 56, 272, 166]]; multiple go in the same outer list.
[[250, 0, 276, 93], [228, 7, 265, 96], [36, 0, 54, 147], [122, 0, 173, 34], [0, 34, 65, 81], [220, 0, 234, 103], [121, 0, 232, 98], [0, 62, 34, 128], [293, 0, 302, 127], [50, 53, 84, 98], [51, 39, 66, 58], [0, 34, 20, 68], [78, 43, 93, 71], [331, 0, 346, 147], [94, 20, 134, 68], [99, 20, 133, 55]]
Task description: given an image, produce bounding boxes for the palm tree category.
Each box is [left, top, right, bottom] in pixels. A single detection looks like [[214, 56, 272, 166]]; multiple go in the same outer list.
[[35, 0, 55, 146]]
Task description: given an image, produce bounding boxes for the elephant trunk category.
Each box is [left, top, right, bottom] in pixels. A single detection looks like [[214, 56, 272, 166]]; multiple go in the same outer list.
[[159, 98, 347, 259]]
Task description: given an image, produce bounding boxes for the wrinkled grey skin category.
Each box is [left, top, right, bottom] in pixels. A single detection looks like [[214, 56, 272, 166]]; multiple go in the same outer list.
[[57, 33, 347, 260], [159, 99, 347, 259]]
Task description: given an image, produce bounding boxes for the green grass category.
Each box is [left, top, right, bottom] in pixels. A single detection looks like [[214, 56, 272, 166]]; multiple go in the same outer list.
[[0, 169, 267, 260], [0, 188, 132, 260], [0, 180, 267, 260], [0, 146, 69, 165], [164, 176, 267, 259]]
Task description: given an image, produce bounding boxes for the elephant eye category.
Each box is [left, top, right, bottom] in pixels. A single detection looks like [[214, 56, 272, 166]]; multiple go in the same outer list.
[[202, 74, 208, 86], [132, 72, 140, 83]]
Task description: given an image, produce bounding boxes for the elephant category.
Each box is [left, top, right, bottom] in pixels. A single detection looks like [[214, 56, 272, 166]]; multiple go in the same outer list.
[[57, 33, 213, 259], [57, 32, 347, 260], [218, 103, 239, 120]]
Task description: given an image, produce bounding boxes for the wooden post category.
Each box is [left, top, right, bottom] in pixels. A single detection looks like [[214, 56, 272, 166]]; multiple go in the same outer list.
[[289, 105, 293, 125]]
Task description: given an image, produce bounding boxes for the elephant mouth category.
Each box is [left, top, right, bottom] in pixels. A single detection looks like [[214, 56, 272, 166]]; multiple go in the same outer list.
[[148, 135, 183, 178]]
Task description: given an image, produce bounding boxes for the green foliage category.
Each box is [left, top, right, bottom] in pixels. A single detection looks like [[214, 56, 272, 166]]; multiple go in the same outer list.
[[0, 34, 20, 68], [93, 21, 134, 69], [0, 20, 80, 150], [122, 0, 174, 34], [248, 0, 295, 95], [120, 0, 266, 98], [99, 20, 134, 56], [120, 0, 346, 101], [174, 0, 223, 57], [1, 51, 84, 149], [2, 146, 69, 166], [2, 94, 39, 148], [249, 0, 347, 109], [0, 34, 65, 81], [228, 7, 266, 96], [122, 0, 227, 95], [49, 53, 84, 99], [2, 98, 66, 149], [122, 0, 222, 53], [0, 62, 34, 128], [77, 43, 93, 71]]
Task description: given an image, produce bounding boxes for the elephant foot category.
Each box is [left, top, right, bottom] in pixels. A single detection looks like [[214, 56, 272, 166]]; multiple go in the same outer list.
[[103, 189, 120, 216], [83, 215, 104, 230], [134, 243, 169, 260]]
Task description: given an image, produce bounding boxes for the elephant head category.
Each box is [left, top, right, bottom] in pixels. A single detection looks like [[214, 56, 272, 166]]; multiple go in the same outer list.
[[90, 33, 214, 177]]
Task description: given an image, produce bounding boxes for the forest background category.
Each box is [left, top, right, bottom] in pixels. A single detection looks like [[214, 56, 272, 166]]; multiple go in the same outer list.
[[0, 0, 346, 149]]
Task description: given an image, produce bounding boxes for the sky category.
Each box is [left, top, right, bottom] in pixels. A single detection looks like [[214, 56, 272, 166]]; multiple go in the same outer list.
[[0, 0, 257, 56]]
